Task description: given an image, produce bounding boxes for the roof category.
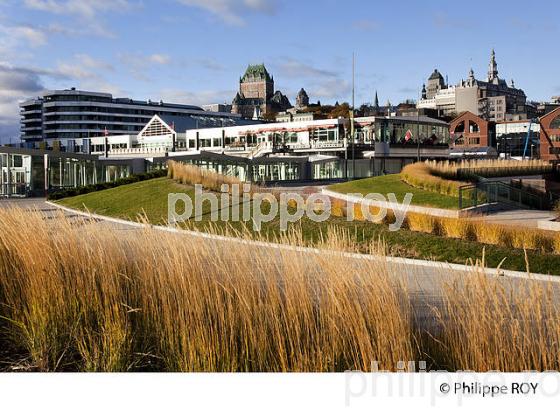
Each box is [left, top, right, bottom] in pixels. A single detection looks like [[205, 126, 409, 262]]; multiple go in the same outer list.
[[158, 114, 258, 132], [381, 115, 448, 125], [241, 64, 272, 82], [429, 69, 444, 81]]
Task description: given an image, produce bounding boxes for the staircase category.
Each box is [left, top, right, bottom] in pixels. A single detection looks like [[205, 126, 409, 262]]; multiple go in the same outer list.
[[249, 141, 272, 159]]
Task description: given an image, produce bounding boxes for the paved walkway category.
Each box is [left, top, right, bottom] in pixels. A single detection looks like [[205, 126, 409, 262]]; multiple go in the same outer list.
[[476, 209, 556, 228]]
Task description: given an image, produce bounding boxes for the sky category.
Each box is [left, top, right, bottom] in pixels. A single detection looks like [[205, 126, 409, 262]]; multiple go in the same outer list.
[[1, 0, 559, 141]]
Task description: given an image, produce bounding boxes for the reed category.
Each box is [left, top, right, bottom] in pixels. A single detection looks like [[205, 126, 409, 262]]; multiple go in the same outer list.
[[1, 207, 559, 372], [406, 212, 440, 234], [554, 233, 560, 255], [510, 228, 554, 252], [400, 162, 462, 197], [168, 160, 248, 192], [439, 217, 475, 240], [427, 159, 552, 180], [472, 223, 512, 247], [0, 207, 415, 372], [437, 272, 560, 371]]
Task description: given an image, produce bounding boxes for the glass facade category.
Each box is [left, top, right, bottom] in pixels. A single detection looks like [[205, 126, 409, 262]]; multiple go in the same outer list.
[[0, 149, 131, 197], [376, 119, 450, 144], [166, 156, 303, 182]]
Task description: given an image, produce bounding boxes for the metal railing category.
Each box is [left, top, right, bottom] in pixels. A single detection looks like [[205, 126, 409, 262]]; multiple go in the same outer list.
[[458, 180, 553, 210], [456, 165, 553, 181]]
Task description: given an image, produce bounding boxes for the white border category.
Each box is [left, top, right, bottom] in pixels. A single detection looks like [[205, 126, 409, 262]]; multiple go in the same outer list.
[[47, 201, 560, 283]]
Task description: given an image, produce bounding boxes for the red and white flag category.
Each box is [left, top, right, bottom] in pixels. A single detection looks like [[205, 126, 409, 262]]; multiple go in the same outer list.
[[405, 129, 413, 141], [104, 127, 109, 137]]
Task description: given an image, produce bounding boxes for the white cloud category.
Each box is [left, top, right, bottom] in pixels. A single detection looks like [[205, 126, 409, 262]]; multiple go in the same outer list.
[[159, 89, 235, 106], [148, 54, 171, 65], [276, 59, 338, 79], [0, 23, 49, 59], [55, 54, 113, 79], [22, 0, 138, 38], [177, 0, 276, 26], [23, 0, 133, 19], [310, 79, 351, 101], [118, 52, 172, 81], [10, 25, 47, 47]]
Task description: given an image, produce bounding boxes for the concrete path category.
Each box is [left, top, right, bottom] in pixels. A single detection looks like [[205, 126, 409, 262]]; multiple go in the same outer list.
[[476, 209, 556, 228]]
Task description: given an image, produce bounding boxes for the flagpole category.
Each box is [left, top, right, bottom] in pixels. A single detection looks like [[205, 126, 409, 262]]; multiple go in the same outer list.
[[416, 87, 420, 162], [351, 52, 355, 179]]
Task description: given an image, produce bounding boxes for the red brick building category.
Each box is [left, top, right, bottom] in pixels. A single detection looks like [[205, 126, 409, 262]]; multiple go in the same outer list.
[[539, 107, 560, 162], [449, 111, 493, 147]]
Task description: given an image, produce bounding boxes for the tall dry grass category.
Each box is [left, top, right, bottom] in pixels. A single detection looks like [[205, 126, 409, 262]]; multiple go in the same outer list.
[[0, 208, 415, 372], [428, 159, 552, 180], [400, 162, 462, 197], [401, 159, 552, 198], [168, 160, 247, 192], [1, 208, 559, 372], [438, 273, 560, 371]]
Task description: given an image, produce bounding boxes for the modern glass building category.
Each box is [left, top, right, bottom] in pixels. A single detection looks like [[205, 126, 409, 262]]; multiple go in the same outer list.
[[19, 88, 252, 147], [0, 147, 131, 197]]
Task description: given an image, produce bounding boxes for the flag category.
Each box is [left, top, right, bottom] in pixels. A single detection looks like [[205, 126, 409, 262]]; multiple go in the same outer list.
[[405, 129, 413, 141], [104, 127, 108, 137]]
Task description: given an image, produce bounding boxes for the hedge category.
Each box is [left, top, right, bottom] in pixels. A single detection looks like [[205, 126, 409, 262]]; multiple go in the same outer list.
[[47, 169, 168, 200]]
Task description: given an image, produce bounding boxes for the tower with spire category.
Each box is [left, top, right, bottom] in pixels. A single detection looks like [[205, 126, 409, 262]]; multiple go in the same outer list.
[[487, 49, 499, 83], [373, 91, 380, 109]]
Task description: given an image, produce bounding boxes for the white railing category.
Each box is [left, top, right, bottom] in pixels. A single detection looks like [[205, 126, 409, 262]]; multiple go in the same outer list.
[[108, 147, 169, 156], [313, 141, 344, 148], [249, 141, 272, 159]]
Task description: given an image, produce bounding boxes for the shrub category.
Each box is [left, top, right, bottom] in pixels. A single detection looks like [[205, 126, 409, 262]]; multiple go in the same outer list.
[[47, 169, 167, 200]]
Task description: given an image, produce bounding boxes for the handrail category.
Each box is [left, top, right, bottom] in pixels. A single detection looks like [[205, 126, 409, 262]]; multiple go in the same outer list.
[[459, 180, 551, 210]]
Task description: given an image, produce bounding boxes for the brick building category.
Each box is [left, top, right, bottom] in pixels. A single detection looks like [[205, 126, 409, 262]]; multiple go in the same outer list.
[[449, 111, 493, 148], [539, 107, 560, 162]]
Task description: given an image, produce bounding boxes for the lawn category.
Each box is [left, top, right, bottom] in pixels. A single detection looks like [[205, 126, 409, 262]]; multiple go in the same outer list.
[[56, 177, 560, 275], [328, 174, 459, 209], [58, 178, 202, 223]]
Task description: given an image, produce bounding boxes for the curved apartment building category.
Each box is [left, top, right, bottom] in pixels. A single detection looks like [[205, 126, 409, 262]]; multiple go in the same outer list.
[[20, 88, 250, 146]]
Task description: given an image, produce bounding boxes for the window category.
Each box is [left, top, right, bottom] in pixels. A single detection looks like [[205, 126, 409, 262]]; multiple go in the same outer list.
[[468, 120, 480, 133], [550, 115, 560, 129], [453, 121, 465, 133]]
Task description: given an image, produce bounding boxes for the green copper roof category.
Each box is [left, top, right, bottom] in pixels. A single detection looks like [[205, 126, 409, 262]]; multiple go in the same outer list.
[[241, 64, 272, 82]]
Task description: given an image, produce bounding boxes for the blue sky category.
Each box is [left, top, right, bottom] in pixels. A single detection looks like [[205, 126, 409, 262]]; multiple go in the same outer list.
[[1, 0, 559, 140]]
